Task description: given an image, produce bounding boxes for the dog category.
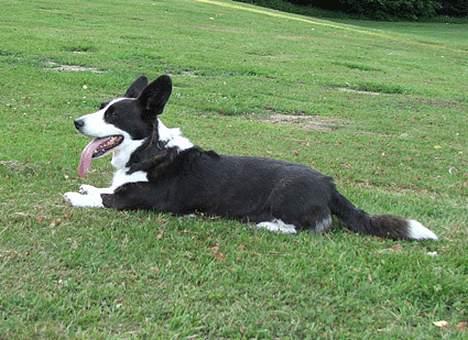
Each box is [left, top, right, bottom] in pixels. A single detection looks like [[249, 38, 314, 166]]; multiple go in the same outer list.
[[64, 74, 438, 240]]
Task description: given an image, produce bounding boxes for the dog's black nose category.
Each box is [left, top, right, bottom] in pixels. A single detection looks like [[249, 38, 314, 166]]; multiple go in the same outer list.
[[74, 119, 84, 130]]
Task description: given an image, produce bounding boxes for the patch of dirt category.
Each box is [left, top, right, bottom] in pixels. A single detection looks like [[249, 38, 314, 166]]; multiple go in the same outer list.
[[262, 113, 344, 132], [0, 160, 37, 175], [411, 97, 465, 110], [45, 61, 104, 73], [337, 87, 380, 96], [277, 34, 309, 41], [176, 70, 199, 77]]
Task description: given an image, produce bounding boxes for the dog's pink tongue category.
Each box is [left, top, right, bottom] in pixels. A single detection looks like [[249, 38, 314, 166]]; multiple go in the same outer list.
[[78, 138, 103, 177]]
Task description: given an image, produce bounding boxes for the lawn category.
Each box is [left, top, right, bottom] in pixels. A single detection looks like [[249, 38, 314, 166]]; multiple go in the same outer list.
[[0, 0, 467, 337]]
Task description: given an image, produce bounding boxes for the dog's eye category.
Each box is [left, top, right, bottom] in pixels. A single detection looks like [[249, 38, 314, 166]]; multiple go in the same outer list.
[[104, 106, 116, 120]]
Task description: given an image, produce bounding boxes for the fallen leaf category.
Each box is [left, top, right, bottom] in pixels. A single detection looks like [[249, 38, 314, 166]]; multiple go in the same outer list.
[[448, 167, 457, 175], [35, 215, 46, 223], [379, 243, 402, 254], [210, 244, 225, 261], [49, 218, 62, 227], [156, 229, 164, 240], [457, 321, 467, 331], [433, 145, 442, 149], [391, 244, 402, 252], [433, 320, 448, 328]]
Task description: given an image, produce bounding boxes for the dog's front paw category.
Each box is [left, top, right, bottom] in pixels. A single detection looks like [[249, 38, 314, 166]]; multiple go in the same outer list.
[[79, 184, 97, 194], [64, 192, 83, 206], [63, 192, 104, 208]]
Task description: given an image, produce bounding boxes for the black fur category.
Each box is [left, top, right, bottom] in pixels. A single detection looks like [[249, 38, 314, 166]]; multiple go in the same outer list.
[[104, 148, 335, 229], [124, 75, 148, 98], [103, 142, 412, 239]]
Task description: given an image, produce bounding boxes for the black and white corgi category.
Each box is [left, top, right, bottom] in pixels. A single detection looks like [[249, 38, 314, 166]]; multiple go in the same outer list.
[[64, 75, 438, 240]]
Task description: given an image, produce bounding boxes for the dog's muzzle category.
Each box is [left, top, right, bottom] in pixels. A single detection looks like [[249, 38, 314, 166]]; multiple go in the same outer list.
[[74, 119, 84, 130]]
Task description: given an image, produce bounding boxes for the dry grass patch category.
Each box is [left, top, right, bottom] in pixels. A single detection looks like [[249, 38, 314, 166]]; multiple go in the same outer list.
[[262, 113, 345, 131], [337, 87, 381, 96], [45, 61, 104, 73]]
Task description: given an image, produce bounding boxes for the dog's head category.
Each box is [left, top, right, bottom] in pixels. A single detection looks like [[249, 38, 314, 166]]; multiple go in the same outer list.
[[75, 74, 172, 144], [74, 75, 176, 176]]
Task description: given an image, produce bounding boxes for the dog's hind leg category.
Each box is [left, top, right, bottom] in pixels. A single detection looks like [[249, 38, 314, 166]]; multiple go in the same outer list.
[[273, 204, 332, 233], [256, 219, 297, 234], [268, 188, 333, 233]]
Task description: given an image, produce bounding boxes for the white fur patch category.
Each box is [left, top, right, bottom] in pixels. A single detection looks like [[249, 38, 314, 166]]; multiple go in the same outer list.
[[111, 138, 145, 169], [111, 168, 148, 189], [407, 219, 438, 240], [256, 219, 297, 234], [315, 215, 332, 232], [79, 184, 113, 195], [158, 119, 193, 151], [63, 191, 104, 208]]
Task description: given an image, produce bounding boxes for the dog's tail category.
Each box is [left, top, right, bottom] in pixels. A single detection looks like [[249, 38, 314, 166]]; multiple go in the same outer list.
[[329, 191, 438, 240]]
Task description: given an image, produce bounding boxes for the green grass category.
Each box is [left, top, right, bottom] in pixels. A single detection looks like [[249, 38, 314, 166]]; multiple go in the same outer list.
[[1, 0, 467, 337]]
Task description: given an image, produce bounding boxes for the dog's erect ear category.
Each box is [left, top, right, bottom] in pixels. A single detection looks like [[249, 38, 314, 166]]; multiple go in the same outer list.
[[124, 75, 149, 98], [138, 75, 172, 118]]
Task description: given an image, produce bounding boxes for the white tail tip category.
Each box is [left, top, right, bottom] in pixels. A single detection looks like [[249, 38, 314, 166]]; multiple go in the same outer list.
[[407, 219, 438, 240]]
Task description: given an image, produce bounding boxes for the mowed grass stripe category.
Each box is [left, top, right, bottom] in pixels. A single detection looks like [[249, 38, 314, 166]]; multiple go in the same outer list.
[[195, 0, 468, 53]]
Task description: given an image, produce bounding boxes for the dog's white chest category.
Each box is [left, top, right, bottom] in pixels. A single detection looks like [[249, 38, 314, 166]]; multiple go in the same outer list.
[[111, 168, 148, 190]]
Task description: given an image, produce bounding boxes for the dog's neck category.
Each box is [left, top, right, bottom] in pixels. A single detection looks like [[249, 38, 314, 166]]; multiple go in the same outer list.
[[111, 138, 145, 170], [157, 119, 194, 151], [111, 119, 194, 171]]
